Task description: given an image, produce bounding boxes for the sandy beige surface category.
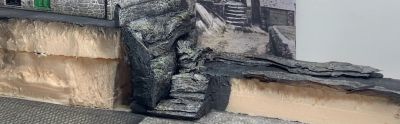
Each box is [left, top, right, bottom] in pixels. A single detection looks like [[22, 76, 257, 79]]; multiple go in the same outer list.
[[0, 19, 120, 59], [198, 28, 269, 56], [227, 78, 400, 124], [0, 49, 129, 108]]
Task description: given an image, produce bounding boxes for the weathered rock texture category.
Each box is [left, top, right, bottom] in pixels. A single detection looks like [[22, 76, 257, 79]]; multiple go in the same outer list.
[[204, 53, 400, 121], [268, 26, 296, 59], [51, 0, 106, 18], [145, 40, 211, 119], [120, 0, 194, 110], [120, 1, 213, 118]]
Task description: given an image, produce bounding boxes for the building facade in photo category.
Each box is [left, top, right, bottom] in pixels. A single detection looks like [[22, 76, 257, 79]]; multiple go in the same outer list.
[[0, 0, 130, 20]]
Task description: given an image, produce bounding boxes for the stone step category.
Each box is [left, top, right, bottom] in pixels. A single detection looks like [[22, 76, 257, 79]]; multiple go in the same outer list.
[[226, 1, 246, 6], [225, 12, 246, 17], [225, 9, 246, 14], [226, 20, 246, 26], [227, 5, 246, 9], [230, 25, 245, 29], [226, 17, 247, 22]]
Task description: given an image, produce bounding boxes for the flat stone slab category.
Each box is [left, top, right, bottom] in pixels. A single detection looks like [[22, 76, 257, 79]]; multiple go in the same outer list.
[[0, 7, 117, 27]]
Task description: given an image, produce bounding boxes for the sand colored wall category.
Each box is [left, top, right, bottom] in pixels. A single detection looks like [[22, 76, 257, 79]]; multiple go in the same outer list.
[[0, 49, 119, 108], [227, 78, 400, 124], [0, 19, 128, 109], [0, 19, 120, 59]]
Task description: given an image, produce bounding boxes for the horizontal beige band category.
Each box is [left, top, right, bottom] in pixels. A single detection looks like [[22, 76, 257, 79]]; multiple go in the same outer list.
[[227, 78, 400, 124], [0, 19, 121, 59]]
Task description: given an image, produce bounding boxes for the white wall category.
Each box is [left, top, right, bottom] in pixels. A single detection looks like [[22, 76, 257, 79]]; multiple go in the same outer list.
[[297, 0, 400, 79]]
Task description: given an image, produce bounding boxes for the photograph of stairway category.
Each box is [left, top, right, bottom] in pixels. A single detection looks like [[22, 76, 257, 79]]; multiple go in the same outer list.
[[196, 0, 296, 58], [225, 1, 248, 28]]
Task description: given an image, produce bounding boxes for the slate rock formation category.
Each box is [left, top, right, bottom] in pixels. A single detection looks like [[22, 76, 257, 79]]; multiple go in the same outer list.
[[121, 0, 212, 120], [144, 39, 212, 119], [121, 0, 192, 109], [205, 53, 400, 110]]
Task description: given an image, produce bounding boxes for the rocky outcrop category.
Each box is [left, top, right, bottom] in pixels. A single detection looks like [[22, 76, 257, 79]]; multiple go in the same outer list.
[[205, 52, 400, 110], [121, 0, 211, 120], [121, 0, 193, 109], [143, 39, 211, 119], [147, 73, 210, 119], [142, 38, 211, 119]]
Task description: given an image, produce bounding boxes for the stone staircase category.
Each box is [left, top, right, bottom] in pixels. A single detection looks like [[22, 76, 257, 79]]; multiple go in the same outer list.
[[225, 1, 247, 28]]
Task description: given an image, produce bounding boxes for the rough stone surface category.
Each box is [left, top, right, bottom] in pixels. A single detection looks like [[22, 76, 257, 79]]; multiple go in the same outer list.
[[204, 53, 400, 109], [147, 98, 209, 119], [143, 48, 211, 119], [121, 2, 193, 109], [119, 0, 186, 26], [171, 73, 209, 94], [212, 53, 382, 78], [268, 26, 296, 59], [176, 40, 210, 73], [52, 0, 106, 18]]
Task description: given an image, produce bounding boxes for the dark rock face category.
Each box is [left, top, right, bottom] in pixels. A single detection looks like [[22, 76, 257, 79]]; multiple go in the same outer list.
[[147, 73, 210, 119], [145, 39, 211, 119], [121, 0, 210, 119], [121, 1, 193, 109], [176, 40, 210, 73]]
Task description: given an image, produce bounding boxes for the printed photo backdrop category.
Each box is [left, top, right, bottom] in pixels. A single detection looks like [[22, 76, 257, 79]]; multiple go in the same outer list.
[[195, 0, 296, 59]]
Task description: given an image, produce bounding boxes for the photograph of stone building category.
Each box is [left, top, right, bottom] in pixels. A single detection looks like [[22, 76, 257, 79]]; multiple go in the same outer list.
[[196, 0, 296, 59]]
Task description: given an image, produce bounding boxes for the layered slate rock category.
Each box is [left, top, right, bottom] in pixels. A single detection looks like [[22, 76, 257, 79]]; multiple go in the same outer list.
[[142, 39, 211, 119], [121, 0, 212, 119], [120, 0, 193, 109], [212, 53, 382, 78], [204, 52, 400, 111], [176, 39, 210, 73], [147, 73, 210, 119]]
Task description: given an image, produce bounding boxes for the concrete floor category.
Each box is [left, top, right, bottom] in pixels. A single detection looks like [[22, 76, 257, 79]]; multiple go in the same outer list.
[[0, 97, 301, 124]]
